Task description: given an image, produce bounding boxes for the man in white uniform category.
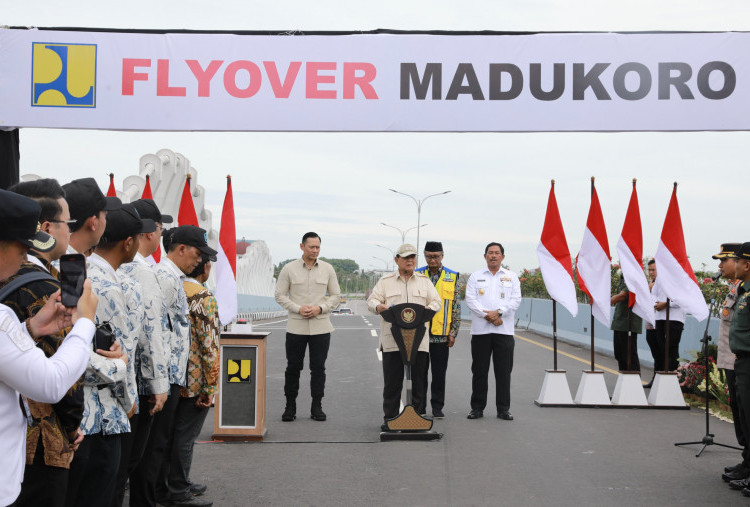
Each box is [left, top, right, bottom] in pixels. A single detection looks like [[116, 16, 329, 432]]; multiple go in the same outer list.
[[464, 242, 522, 421]]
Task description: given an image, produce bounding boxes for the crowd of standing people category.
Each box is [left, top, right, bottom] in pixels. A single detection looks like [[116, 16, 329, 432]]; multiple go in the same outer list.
[[0, 177, 220, 507]]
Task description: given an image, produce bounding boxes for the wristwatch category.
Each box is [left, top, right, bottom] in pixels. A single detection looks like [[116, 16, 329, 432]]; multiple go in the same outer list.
[[496, 309, 503, 316]]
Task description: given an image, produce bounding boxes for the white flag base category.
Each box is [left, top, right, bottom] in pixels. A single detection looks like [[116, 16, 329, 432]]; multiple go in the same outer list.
[[647, 372, 687, 407], [535, 370, 575, 406], [574, 371, 611, 406], [611, 372, 648, 406]]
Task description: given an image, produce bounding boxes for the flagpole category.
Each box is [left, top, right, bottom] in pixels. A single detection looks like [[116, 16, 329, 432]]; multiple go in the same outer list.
[[553, 299, 558, 370], [626, 178, 635, 371], [589, 176, 596, 371], [662, 180, 678, 373]]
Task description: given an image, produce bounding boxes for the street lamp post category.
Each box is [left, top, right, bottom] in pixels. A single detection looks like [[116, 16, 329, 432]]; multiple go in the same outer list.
[[380, 222, 428, 245], [388, 189, 451, 265], [372, 255, 391, 271]]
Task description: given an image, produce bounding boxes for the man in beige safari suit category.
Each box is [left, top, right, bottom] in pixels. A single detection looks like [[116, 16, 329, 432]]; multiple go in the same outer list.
[[367, 244, 441, 429], [275, 232, 340, 422]]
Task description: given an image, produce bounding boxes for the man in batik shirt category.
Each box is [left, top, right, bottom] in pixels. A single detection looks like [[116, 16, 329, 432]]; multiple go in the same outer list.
[[161, 254, 219, 507]]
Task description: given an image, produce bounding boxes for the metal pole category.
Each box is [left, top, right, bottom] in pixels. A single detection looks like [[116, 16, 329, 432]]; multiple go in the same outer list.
[[389, 189, 450, 265], [664, 298, 671, 372], [553, 300, 558, 371]]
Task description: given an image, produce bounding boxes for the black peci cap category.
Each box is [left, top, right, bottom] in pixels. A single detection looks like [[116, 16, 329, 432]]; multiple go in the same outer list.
[[63, 177, 122, 224], [132, 198, 173, 224], [170, 225, 218, 257], [0, 189, 56, 252], [712, 243, 742, 260], [424, 241, 443, 253], [100, 203, 156, 244]]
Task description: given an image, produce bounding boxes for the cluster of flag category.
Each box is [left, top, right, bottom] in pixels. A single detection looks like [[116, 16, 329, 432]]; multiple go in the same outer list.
[[536, 179, 709, 326], [108, 172, 239, 325]]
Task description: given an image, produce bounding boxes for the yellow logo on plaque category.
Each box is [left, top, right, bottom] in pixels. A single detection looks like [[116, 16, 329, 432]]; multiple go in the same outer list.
[[401, 308, 416, 323], [227, 359, 252, 382]]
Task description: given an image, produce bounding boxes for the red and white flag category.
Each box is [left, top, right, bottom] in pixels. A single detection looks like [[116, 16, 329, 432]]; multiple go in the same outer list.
[[141, 174, 161, 264], [536, 181, 578, 317], [215, 176, 238, 325], [177, 174, 199, 227], [616, 180, 655, 326], [106, 173, 117, 197], [576, 181, 611, 326], [654, 184, 709, 321]]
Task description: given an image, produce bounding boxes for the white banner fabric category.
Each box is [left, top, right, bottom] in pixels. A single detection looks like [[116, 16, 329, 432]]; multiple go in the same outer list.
[[1, 29, 749, 132]]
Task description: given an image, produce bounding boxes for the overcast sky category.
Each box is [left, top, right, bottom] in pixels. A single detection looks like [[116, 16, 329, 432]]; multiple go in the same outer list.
[[4, 1, 750, 276]]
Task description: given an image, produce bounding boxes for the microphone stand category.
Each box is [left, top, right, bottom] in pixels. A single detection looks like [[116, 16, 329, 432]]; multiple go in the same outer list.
[[674, 275, 741, 457]]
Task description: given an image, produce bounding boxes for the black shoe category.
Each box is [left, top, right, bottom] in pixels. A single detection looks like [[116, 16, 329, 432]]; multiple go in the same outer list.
[[643, 380, 653, 389], [743, 487, 750, 498], [497, 411, 514, 421], [168, 493, 213, 506], [380, 423, 390, 432], [311, 400, 327, 421], [433, 409, 445, 419], [282, 400, 296, 422], [467, 409, 483, 419], [723, 466, 750, 482], [189, 483, 207, 496], [730, 477, 750, 491], [726, 462, 745, 473]]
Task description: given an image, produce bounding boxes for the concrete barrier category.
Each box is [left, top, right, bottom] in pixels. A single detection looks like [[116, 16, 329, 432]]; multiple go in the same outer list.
[[461, 298, 717, 367]]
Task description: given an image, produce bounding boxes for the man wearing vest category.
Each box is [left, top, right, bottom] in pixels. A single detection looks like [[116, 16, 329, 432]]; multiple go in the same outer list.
[[415, 241, 461, 419]]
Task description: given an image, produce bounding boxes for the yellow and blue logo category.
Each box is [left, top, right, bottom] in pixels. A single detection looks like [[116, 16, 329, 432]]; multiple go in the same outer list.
[[227, 359, 252, 383], [31, 42, 97, 108]]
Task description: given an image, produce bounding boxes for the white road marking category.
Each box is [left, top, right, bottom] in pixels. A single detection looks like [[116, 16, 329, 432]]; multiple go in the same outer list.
[[376, 348, 382, 361], [254, 319, 288, 326], [370, 329, 377, 337]]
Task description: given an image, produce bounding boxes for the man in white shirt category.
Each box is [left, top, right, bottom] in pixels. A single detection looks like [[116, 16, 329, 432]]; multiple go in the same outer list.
[[651, 260, 687, 372], [0, 188, 98, 506], [464, 243, 522, 421]]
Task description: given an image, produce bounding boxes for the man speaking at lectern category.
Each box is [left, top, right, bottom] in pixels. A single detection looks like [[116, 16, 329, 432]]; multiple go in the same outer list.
[[367, 244, 441, 430]]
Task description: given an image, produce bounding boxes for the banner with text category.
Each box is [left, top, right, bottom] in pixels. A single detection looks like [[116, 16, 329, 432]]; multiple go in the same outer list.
[[1, 29, 749, 132]]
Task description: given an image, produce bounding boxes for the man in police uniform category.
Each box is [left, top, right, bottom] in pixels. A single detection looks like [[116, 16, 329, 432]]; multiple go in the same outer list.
[[710, 243, 749, 486], [415, 241, 460, 419], [728, 243, 750, 497], [610, 272, 642, 372], [367, 244, 441, 429]]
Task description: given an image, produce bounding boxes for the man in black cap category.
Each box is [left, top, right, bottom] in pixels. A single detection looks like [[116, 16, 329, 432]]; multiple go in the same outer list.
[[725, 243, 750, 499], [67, 204, 154, 506], [709, 243, 750, 486], [113, 199, 172, 507], [0, 189, 98, 507], [415, 241, 461, 418], [134, 225, 216, 507], [62, 177, 121, 256]]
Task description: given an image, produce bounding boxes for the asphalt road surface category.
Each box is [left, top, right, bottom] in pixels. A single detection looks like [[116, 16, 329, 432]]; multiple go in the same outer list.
[[181, 299, 743, 506]]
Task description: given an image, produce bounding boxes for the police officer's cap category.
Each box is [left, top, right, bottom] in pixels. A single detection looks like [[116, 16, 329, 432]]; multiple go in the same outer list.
[[0, 189, 56, 252], [712, 243, 742, 259], [736, 242, 750, 261], [63, 177, 122, 224]]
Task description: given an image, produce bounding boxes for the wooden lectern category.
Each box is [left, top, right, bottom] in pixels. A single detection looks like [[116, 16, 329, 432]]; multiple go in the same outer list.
[[212, 327, 269, 441]]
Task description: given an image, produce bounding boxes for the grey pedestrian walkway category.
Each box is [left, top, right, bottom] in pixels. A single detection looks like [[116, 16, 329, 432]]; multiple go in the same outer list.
[[185, 300, 744, 506]]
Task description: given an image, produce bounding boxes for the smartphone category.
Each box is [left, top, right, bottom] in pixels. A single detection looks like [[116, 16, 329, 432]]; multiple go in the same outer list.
[[59, 254, 86, 308]]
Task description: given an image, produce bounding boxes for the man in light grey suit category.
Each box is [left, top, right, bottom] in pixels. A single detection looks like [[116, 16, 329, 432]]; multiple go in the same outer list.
[[275, 232, 340, 422]]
